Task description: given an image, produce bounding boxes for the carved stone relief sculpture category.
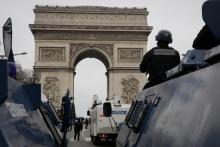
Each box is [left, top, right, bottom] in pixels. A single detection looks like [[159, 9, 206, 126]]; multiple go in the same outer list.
[[70, 43, 113, 59], [43, 77, 60, 105], [118, 48, 142, 63], [39, 47, 65, 62], [121, 76, 140, 103]]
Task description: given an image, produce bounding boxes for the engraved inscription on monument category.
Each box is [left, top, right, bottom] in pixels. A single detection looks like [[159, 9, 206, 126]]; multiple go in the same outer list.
[[118, 48, 143, 63], [39, 47, 65, 62]]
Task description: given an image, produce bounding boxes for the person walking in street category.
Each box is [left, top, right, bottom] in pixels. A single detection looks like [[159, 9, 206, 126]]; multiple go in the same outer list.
[[74, 119, 80, 141], [85, 118, 89, 129]]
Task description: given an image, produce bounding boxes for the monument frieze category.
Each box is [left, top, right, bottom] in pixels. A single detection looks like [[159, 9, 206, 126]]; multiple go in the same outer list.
[[39, 47, 65, 62], [35, 13, 147, 26], [34, 31, 148, 41], [118, 48, 143, 63], [34, 6, 149, 24], [30, 24, 151, 31]]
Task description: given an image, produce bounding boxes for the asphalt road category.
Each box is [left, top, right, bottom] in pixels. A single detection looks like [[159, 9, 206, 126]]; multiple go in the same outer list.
[[67, 125, 116, 147]]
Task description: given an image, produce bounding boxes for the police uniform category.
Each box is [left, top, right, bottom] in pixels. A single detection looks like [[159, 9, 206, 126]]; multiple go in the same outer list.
[[74, 119, 81, 140], [193, 0, 220, 50], [193, 25, 220, 49], [140, 30, 180, 89]]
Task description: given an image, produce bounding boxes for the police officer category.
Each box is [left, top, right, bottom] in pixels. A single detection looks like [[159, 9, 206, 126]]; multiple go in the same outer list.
[[85, 118, 89, 129], [192, 0, 220, 50], [140, 30, 180, 89], [193, 25, 220, 49], [74, 119, 80, 140]]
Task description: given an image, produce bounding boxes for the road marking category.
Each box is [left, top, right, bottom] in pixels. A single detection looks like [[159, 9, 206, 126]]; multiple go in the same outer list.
[[84, 138, 91, 141], [82, 129, 86, 139], [70, 138, 75, 142], [82, 129, 91, 141]]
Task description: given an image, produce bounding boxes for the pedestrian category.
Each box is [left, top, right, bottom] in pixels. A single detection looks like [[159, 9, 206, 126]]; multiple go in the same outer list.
[[74, 119, 80, 141], [79, 119, 83, 131], [85, 118, 88, 129], [140, 30, 180, 89]]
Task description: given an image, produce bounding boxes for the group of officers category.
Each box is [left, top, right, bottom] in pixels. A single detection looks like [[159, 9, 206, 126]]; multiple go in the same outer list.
[[72, 0, 220, 141], [140, 26, 219, 89], [140, 0, 220, 89]]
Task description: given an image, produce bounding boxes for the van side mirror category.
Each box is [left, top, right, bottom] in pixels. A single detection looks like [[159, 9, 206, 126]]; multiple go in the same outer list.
[[87, 110, 90, 116], [103, 102, 112, 117]]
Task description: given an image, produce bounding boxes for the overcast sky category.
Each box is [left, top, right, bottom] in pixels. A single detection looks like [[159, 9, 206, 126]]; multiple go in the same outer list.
[[0, 0, 206, 117]]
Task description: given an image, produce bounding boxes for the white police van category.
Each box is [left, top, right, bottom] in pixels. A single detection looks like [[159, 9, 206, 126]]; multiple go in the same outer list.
[[90, 100, 130, 144]]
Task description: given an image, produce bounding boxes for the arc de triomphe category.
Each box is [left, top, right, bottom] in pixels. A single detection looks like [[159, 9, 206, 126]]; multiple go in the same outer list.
[[30, 6, 152, 109]]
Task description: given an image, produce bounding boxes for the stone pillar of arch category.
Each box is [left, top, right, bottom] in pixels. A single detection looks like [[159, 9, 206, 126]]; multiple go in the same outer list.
[[30, 5, 152, 109]]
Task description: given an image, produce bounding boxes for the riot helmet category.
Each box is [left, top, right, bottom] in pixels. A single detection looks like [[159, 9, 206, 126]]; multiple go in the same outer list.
[[155, 30, 173, 43]]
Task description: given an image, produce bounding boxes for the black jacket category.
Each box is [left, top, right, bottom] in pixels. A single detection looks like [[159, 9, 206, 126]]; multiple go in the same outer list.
[[193, 25, 220, 49], [140, 44, 180, 82]]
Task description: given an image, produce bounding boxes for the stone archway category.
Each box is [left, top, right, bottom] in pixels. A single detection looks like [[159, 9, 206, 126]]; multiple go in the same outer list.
[[70, 44, 112, 97], [30, 6, 152, 109], [70, 44, 113, 68]]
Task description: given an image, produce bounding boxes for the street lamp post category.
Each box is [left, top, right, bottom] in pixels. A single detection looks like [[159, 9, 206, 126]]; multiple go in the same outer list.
[[0, 51, 28, 79], [14, 52, 27, 56], [0, 52, 27, 58]]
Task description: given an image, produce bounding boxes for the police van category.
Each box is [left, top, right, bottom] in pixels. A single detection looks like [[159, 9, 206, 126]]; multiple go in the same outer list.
[[89, 99, 130, 144]]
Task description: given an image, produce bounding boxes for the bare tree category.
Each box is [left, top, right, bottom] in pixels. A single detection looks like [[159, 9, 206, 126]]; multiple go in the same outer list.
[[16, 62, 34, 84]]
